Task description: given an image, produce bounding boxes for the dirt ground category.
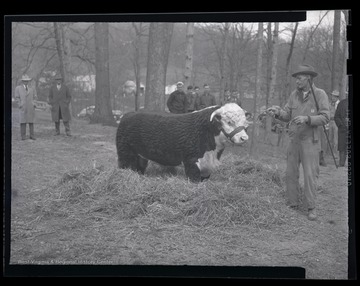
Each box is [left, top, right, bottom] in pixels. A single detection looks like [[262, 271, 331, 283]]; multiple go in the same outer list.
[[8, 108, 351, 279]]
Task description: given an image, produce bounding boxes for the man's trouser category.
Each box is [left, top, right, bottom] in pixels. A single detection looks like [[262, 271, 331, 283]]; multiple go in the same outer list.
[[286, 138, 320, 210], [20, 123, 35, 139], [55, 121, 71, 135]]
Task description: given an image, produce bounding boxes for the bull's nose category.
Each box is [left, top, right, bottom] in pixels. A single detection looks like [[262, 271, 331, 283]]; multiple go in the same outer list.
[[241, 134, 249, 141]]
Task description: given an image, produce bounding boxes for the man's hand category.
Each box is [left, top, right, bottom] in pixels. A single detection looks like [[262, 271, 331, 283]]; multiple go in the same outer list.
[[292, 115, 309, 125], [266, 106, 281, 117]]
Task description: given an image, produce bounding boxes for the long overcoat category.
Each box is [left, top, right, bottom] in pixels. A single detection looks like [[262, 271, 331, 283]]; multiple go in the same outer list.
[[49, 84, 72, 122], [334, 98, 348, 152], [14, 84, 36, 123]]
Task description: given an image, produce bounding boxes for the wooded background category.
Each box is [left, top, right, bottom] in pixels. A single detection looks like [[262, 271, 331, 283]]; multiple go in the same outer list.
[[11, 11, 349, 126]]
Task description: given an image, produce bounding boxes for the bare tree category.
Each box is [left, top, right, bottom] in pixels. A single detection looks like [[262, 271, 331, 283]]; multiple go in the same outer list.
[[301, 11, 330, 62], [250, 22, 264, 156], [92, 22, 114, 125], [144, 23, 174, 111], [183, 23, 195, 87]]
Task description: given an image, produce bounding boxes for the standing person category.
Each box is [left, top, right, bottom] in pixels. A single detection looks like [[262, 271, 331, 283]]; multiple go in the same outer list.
[[328, 90, 340, 155], [48, 74, 72, 136], [185, 85, 198, 112], [194, 86, 200, 96], [167, 81, 187, 114], [334, 90, 349, 167], [14, 74, 37, 140], [196, 83, 217, 110], [267, 64, 330, 221]]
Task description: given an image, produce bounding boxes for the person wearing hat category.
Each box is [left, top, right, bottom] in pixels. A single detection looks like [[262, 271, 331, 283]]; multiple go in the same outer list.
[[14, 74, 37, 140], [334, 89, 349, 167], [166, 81, 187, 114], [195, 84, 217, 110], [48, 74, 72, 136], [327, 90, 340, 156], [267, 64, 330, 221]]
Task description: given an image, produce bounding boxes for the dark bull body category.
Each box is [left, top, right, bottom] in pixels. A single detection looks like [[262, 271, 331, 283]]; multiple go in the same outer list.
[[116, 103, 249, 182]]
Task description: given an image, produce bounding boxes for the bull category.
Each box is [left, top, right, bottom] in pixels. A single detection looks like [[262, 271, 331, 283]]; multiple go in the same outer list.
[[116, 103, 250, 182]]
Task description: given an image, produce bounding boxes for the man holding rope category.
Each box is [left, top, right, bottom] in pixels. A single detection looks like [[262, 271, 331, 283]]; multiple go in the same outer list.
[[267, 64, 330, 221]]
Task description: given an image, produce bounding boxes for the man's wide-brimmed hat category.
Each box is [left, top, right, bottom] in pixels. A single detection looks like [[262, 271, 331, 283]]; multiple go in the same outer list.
[[331, 90, 340, 97], [55, 74, 63, 80], [21, 74, 32, 81], [292, 64, 318, 78], [176, 81, 184, 87]]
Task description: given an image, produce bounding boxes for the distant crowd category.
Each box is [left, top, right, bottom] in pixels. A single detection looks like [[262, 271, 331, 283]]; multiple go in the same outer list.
[[166, 82, 242, 114]]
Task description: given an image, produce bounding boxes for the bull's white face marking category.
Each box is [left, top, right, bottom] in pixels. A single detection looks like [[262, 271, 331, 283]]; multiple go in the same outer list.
[[210, 103, 250, 145]]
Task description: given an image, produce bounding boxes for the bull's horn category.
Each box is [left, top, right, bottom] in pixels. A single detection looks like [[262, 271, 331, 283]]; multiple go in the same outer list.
[[210, 108, 221, 122]]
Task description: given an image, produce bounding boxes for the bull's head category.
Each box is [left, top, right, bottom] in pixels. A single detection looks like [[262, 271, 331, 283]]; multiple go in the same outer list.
[[210, 103, 251, 145]]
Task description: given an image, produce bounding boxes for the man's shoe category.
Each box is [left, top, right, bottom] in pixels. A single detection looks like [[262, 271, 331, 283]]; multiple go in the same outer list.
[[66, 132, 72, 137], [29, 137, 36, 140], [308, 209, 317, 221], [54, 132, 60, 136]]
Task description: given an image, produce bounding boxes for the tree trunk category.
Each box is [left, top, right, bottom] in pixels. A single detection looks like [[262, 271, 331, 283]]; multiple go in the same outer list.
[[183, 23, 194, 88], [54, 22, 74, 115], [132, 23, 143, 111], [264, 23, 273, 142], [92, 22, 114, 126], [250, 23, 263, 157], [278, 22, 298, 147], [219, 23, 230, 104], [265, 23, 279, 143], [331, 10, 341, 92], [281, 22, 298, 107], [145, 23, 174, 112]]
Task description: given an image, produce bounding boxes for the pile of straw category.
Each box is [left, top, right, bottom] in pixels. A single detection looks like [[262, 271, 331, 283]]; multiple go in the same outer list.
[[32, 154, 287, 229]]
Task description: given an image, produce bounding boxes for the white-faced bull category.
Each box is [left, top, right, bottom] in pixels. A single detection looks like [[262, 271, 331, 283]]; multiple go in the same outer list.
[[116, 103, 251, 182]]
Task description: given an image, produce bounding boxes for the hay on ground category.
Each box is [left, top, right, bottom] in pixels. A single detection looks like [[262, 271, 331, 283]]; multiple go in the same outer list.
[[32, 154, 288, 229]]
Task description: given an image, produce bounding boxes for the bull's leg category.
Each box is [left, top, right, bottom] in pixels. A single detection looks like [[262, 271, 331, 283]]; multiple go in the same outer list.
[[137, 157, 149, 174], [117, 142, 139, 172], [183, 160, 201, 183]]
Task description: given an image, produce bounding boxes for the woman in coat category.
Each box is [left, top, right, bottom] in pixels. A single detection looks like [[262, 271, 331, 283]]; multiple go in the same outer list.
[[14, 74, 36, 140], [48, 74, 72, 136]]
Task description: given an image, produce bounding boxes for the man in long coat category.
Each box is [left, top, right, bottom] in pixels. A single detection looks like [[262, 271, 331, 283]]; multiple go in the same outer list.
[[334, 90, 349, 167], [15, 74, 37, 140], [267, 64, 330, 221], [48, 74, 72, 136]]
